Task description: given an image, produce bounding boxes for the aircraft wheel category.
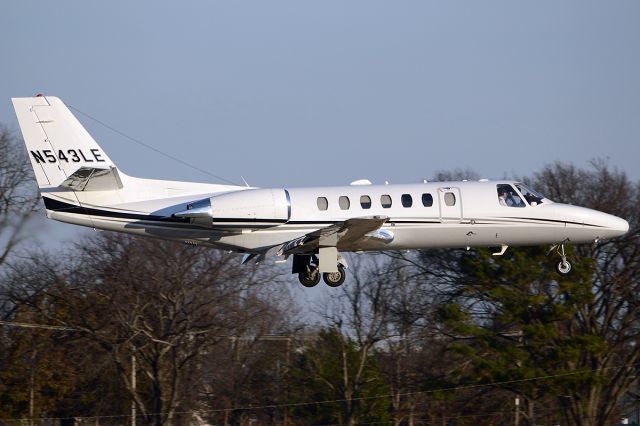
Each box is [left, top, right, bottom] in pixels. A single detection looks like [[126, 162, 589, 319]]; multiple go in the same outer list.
[[298, 268, 320, 287], [556, 260, 572, 275], [323, 266, 346, 287]]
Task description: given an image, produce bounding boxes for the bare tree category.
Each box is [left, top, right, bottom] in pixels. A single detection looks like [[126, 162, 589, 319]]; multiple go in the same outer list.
[[302, 255, 396, 426], [6, 233, 288, 426], [0, 124, 40, 328], [196, 290, 300, 425], [0, 126, 42, 424], [376, 256, 437, 426], [0, 125, 39, 268]]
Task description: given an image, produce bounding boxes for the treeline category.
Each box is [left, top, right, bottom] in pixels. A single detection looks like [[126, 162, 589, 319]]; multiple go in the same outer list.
[[0, 127, 639, 426]]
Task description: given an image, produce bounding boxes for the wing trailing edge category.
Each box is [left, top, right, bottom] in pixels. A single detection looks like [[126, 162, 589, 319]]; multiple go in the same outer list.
[[244, 216, 391, 265]]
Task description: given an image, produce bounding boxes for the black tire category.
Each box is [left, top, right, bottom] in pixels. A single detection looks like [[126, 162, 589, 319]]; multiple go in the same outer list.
[[298, 268, 320, 287], [323, 266, 346, 287], [556, 260, 572, 275]]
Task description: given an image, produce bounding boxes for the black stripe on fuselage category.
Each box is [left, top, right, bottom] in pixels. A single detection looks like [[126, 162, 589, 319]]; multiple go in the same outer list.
[[508, 217, 604, 228], [42, 196, 287, 226], [43, 196, 191, 223]]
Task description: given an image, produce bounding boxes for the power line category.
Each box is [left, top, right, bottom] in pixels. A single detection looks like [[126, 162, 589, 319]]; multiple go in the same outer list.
[[67, 104, 242, 187], [0, 320, 309, 340], [309, 404, 620, 426], [0, 362, 637, 423], [0, 319, 73, 331]]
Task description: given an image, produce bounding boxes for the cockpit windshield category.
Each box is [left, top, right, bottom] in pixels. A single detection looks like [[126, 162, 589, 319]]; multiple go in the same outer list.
[[515, 184, 546, 206], [497, 184, 525, 207], [496, 183, 547, 207]]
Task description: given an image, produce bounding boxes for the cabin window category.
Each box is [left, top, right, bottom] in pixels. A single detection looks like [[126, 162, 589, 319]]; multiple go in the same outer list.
[[339, 196, 351, 210], [422, 193, 433, 207], [444, 192, 456, 206], [401, 194, 413, 208], [381, 194, 392, 208], [360, 195, 372, 209], [497, 184, 525, 208], [317, 197, 328, 211]]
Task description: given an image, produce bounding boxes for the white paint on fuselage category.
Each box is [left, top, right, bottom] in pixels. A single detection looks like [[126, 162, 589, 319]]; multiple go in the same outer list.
[[47, 180, 629, 254]]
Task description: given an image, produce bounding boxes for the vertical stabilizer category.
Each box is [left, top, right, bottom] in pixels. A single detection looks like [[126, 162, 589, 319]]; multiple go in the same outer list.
[[12, 95, 117, 189]]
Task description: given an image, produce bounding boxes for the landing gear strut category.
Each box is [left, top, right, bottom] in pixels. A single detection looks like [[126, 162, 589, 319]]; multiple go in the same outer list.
[[548, 242, 572, 275]]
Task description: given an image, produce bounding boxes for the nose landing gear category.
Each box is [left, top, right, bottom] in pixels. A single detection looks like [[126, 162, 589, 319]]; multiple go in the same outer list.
[[548, 242, 572, 276], [556, 259, 572, 275]]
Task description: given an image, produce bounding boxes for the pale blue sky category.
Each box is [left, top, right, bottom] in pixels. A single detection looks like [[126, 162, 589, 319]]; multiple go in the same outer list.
[[3, 1, 639, 188]]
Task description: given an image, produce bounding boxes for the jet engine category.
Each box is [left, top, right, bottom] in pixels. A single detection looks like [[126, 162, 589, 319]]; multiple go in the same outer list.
[[174, 188, 291, 229]]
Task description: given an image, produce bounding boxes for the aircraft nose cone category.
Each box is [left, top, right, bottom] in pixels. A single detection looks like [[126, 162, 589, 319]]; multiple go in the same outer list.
[[608, 215, 629, 236], [594, 211, 629, 238], [547, 204, 630, 242]]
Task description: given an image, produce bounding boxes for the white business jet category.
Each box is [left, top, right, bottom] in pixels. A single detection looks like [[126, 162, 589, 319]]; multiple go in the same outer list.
[[12, 96, 629, 287]]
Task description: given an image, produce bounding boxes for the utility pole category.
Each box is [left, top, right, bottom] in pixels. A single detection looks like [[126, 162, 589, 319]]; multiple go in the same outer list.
[[514, 397, 520, 426], [29, 334, 37, 426], [131, 349, 137, 426], [284, 336, 291, 426]]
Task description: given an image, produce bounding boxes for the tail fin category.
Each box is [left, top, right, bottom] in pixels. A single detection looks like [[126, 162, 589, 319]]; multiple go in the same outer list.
[[12, 95, 121, 190]]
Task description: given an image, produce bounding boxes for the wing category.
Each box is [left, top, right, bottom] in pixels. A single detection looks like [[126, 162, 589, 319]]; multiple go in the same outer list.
[[274, 215, 390, 257], [241, 215, 391, 266]]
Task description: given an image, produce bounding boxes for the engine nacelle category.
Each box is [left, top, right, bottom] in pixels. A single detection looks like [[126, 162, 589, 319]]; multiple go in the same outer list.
[[174, 188, 291, 229]]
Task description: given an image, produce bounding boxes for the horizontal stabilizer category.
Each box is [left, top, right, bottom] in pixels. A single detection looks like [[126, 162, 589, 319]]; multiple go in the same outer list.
[[60, 167, 123, 191]]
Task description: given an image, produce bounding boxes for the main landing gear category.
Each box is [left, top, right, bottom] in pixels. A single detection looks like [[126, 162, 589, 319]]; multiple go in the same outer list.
[[293, 254, 347, 287], [323, 266, 347, 287], [548, 241, 572, 276], [298, 264, 321, 287]]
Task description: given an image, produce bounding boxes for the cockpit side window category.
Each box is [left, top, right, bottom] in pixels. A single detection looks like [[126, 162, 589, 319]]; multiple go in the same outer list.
[[497, 184, 525, 208], [515, 184, 545, 206]]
